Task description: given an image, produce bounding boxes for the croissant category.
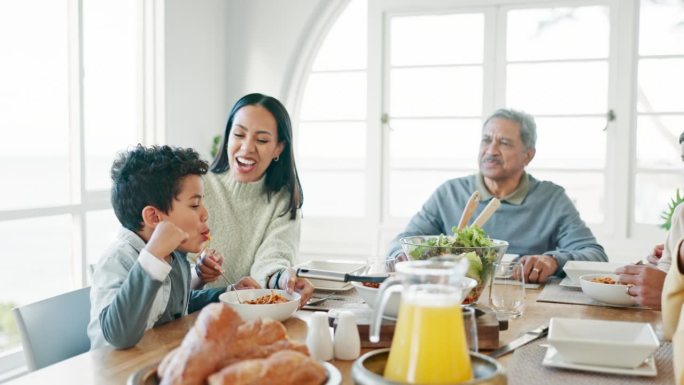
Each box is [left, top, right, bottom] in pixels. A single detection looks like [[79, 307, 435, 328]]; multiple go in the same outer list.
[[207, 350, 327, 385]]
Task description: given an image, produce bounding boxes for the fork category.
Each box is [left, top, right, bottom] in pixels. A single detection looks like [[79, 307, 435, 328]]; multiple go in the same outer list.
[[218, 270, 243, 304]]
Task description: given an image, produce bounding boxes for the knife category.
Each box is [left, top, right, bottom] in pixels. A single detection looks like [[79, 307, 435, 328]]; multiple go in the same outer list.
[[296, 268, 388, 283], [488, 323, 548, 358]]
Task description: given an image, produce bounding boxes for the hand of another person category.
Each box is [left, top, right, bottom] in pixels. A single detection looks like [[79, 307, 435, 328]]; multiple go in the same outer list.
[[519, 254, 558, 283], [145, 221, 189, 261], [615, 264, 666, 310], [195, 249, 224, 283], [233, 276, 261, 290], [278, 268, 314, 307], [646, 243, 664, 265]]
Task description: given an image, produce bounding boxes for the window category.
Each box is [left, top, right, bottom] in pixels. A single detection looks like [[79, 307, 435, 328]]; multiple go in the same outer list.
[[295, 0, 681, 258], [0, 0, 160, 373]]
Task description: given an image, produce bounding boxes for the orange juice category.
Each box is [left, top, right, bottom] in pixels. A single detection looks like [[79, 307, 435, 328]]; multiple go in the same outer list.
[[384, 289, 473, 383]]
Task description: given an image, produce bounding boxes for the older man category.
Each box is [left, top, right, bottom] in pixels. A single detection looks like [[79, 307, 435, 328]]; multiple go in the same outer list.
[[387, 108, 607, 283], [617, 130, 684, 309]]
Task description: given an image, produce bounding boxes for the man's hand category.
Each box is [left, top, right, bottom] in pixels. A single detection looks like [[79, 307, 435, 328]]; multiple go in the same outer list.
[[646, 244, 664, 265], [278, 268, 314, 307], [233, 276, 261, 290], [145, 221, 188, 261], [195, 249, 224, 283], [519, 255, 558, 283], [615, 264, 666, 310]]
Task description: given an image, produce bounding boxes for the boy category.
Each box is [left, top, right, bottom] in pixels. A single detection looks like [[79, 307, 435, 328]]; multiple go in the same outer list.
[[88, 145, 259, 349]]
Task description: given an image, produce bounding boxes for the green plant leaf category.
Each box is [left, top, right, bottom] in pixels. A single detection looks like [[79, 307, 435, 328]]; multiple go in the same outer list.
[[660, 188, 684, 230]]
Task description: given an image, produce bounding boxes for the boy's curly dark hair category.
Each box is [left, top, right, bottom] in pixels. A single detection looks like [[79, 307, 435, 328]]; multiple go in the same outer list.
[[111, 144, 208, 231]]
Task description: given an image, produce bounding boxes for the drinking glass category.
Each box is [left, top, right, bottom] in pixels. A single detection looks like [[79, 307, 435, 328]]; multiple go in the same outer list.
[[365, 256, 393, 275], [489, 261, 525, 318], [461, 305, 478, 353]]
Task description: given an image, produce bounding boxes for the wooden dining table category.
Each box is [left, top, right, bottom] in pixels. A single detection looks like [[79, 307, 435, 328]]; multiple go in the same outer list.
[[4, 287, 664, 385]]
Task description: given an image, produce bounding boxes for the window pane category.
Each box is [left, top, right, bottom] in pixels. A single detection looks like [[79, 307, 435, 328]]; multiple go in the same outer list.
[[389, 170, 472, 218], [86, 209, 120, 276], [312, 0, 367, 71], [390, 67, 482, 117], [391, 13, 483, 66], [0, 215, 74, 354], [0, 1, 70, 210], [507, 62, 608, 114], [529, 171, 604, 223], [507, 6, 609, 61], [636, 115, 684, 169], [533, 117, 606, 169], [637, 59, 684, 113], [639, 0, 684, 56], [389, 118, 481, 168], [300, 72, 366, 120], [298, 122, 366, 169], [635, 172, 684, 224], [83, 0, 139, 191], [300, 171, 365, 217]]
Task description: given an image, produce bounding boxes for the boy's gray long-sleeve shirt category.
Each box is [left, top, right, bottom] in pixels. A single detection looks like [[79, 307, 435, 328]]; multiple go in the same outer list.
[[387, 173, 608, 275]]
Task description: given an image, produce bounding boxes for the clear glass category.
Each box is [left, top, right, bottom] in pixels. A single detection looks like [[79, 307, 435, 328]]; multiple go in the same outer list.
[[391, 13, 484, 66], [312, 0, 367, 71], [507, 6, 609, 61], [85, 209, 120, 278], [636, 115, 684, 169], [0, 0, 70, 209], [299, 72, 367, 120], [0, 215, 73, 354], [634, 171, 684, 224], [83, 0, 139, 191], [637, 59, 684, 113], [461, 305, 478, 353], [528, 171, 604, 224], [533, 117, 606, 169], [390, 66, 483, 117], [299, 170, 365, 217], [507, 61, 608, 114], [297, 122, 366, 168], [389, 170, 474, 218], [639, 0, 684, 56], [389, 118, 481, 167], [489, 261, 525, 319]]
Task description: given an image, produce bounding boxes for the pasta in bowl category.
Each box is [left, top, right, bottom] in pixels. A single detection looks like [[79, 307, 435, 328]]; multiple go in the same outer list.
[[219, 289, 300, 322]]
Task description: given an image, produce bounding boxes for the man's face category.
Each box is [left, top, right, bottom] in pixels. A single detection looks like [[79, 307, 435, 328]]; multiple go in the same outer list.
[[478, 118, 535, 183]]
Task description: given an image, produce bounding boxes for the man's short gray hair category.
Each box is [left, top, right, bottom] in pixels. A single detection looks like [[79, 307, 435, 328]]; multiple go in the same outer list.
[[484, 108, 537, 149]]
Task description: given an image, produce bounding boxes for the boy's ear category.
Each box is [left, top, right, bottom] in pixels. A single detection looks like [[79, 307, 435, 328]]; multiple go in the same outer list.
[[141, 206, 161, 227]]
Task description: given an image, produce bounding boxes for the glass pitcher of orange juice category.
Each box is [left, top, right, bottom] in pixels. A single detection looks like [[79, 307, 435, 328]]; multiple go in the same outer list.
[[370, 259, 473, 384]]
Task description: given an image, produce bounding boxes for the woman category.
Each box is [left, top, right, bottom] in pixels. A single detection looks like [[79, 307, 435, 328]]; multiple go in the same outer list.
[[195, 93, 313, 306]]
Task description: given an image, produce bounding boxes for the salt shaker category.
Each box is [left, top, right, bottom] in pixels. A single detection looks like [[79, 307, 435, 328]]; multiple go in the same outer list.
[[306, 312, 333, 361], [333, 311, 360, 360]]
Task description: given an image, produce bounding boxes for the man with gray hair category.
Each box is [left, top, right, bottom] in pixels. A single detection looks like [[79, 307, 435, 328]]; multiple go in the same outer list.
[[387, 108, 607, 283]]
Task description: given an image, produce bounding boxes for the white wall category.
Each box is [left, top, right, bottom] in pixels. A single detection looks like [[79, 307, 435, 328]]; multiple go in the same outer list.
[[163, 0, 335, 160]]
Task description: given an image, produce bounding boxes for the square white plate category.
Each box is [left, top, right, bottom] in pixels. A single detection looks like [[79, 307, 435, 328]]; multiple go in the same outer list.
[[296, 260, 365, 291], [559, 277, 581, 288], [542, 345, 657, 377]]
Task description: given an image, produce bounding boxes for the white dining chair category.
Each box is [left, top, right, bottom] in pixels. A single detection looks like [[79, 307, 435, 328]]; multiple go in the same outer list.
[[12, 287, 91, 371]]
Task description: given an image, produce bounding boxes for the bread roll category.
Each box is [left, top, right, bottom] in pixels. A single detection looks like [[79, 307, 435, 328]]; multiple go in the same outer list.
[[207, 350, 327, 385]]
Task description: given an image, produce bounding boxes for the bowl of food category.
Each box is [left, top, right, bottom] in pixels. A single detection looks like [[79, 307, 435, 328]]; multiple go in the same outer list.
[[563, 261, 625, 285], [400, 227, 508, 304], [579, 274, 635, 306], [548, 317, 659, 368], [219, 289, 300, 322]]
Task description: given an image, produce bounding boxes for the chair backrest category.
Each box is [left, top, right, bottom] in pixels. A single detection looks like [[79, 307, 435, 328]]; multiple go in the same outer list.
[[12, 287, 91, 371]]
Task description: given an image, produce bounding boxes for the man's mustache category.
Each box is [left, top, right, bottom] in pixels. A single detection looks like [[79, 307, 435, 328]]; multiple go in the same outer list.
[[481, 156, 502, 164]]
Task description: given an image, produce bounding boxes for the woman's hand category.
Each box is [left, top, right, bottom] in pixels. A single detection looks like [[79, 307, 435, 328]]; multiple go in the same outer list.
[[234, 276, 261, 290], [277, 268, 314, 307], [195, 249, 224, 283]]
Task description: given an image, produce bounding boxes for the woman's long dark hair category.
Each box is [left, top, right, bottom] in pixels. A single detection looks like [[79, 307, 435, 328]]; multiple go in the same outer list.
[[211, 93, 303, 219]]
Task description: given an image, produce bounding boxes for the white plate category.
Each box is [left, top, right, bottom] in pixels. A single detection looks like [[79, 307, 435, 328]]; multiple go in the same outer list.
[[322, 361, 342, 385], [297, 260, 366, 291], [542, 346, 657, 377], [559, 277, 581, 288]]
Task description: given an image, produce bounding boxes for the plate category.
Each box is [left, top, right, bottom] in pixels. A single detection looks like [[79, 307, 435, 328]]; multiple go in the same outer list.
[[542, 346, 657, 377], [559, 277, 581, 288], [127, 360, 342, 385], [297, 260, 365, 291]]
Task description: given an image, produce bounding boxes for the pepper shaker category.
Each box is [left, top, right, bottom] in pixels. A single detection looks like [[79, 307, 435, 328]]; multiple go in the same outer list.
[[306, 312, 333, 361], [333, 310, 360, 360]]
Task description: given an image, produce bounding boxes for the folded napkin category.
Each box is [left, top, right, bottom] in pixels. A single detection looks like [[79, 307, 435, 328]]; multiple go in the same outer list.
[[507, 340, 673, 385]]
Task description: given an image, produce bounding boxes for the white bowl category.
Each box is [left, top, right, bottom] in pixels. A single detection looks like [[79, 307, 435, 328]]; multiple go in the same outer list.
[[548, 317, 659, 368], [219, 289, 300, 322], [562, 261, 624, 284], [352, 277, 477, 319], [579, 273, 635, 306]]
